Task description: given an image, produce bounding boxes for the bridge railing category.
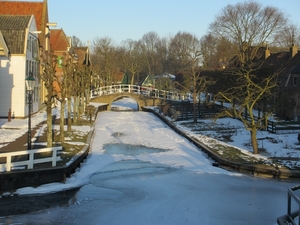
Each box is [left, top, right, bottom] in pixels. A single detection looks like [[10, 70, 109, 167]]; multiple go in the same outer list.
[[277, 184, 300, 225], [90, 85, 187, 101]]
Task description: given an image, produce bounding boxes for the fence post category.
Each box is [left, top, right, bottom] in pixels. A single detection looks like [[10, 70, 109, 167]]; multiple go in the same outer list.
[[28, 152, 34, 169], [8, 108, 11, 122], [6, 155, 11, 172], [287, 191, 291, 216], [52, 148, 57, 167]]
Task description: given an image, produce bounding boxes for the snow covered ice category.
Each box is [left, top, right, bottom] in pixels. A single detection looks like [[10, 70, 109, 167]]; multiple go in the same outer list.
[[0, 98, 298, 225]]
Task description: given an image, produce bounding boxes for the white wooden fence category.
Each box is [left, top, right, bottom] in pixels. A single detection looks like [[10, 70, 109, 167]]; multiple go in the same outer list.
[[91, 85, 186, 101], [0, 146, 62, 172]]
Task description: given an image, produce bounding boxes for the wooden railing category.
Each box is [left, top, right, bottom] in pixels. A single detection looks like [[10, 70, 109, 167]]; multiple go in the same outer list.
[[0, 146, 62, 172], [91, 85, 187, 101], [277, 184, 300, 225], [168, 101, 300, 134]]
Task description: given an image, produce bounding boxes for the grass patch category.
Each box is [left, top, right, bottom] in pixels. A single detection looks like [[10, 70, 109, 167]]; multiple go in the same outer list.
[[177, 120, 278, 168], [52, 119, 92, 166], [211, 144, 267, 165]]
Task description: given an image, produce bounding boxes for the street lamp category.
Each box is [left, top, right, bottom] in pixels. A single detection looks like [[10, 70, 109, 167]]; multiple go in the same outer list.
[[25, 72, 36, 150]]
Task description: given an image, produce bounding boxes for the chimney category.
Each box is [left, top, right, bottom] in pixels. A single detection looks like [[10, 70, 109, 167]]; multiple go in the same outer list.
[[265, 46, 270, 59], [290, 44, 298, 58]]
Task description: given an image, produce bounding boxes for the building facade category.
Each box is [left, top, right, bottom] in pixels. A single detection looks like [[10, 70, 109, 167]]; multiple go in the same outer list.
[[0, 15, 39, 118]]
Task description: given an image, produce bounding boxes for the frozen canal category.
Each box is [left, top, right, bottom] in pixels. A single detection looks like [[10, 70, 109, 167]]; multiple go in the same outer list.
[[0, 109, 297, 225]]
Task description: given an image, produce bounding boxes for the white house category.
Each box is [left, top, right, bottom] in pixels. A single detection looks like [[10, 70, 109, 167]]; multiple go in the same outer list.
[[0, 15, 39, 118]]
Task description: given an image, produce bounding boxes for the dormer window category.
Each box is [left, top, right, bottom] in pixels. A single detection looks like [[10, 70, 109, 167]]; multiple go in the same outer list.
[[28, 36, 38, 58]]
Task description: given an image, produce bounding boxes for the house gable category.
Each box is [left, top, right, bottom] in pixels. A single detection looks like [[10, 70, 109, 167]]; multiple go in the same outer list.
[[0, 0, 49, 49], [0, 31, 9, 57], [73, 47, 90, 66], [0, 15, 32, 54]]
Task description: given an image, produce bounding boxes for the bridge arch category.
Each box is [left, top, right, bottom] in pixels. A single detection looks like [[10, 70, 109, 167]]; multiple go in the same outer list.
[[111, 95, 140, 111], [90, 92, 161, 110], [90, 85, 186, 110]]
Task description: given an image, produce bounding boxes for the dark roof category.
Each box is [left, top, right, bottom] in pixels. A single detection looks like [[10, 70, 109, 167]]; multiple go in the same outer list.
[[0, 1, 49, 48], [291, 62, 300, 74], [0, 15, 31, 54], [263, 51, 290, 68]]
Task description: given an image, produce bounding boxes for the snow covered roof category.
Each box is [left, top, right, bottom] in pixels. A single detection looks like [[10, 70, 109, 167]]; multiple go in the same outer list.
[[154, 73, 176, 79]]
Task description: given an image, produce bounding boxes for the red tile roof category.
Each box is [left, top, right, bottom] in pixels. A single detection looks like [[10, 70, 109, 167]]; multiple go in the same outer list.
[[113, 71, 125, 83], [49, 29, 70, 51]]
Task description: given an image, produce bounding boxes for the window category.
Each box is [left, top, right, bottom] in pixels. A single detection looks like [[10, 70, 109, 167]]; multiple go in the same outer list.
[[29, 37, 32, 51], [293, 76, 298, 86], [26, 60, 29, 75]]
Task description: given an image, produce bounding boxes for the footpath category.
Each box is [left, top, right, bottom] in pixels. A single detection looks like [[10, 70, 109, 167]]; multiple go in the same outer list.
[[0, 115, 62, 153], [0, 122, 47, 152]]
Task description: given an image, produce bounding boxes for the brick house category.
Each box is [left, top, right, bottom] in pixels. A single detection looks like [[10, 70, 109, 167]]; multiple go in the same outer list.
[[49, 30, 92, 98], [261, 45, 300, 120], [49, 29, 71, 95], [206, 43, 300, 121]]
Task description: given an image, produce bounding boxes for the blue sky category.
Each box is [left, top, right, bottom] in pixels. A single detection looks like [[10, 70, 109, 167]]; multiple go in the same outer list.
[[48, 0, 300, 46]]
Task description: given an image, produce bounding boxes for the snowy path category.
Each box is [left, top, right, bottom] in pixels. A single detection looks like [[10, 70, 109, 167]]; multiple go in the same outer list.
[[0, 111, 297, 225]]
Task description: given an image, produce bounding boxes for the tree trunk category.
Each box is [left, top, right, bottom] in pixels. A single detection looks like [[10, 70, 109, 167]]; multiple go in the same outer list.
[[67, 97, 72, 132], [131, 72, 135, 85], [73, 96, 78, 125], [59, 100, 65, 142], [46, 106, 52, 147], [251, 128, 259, 154], [193, 91, 197, 123]]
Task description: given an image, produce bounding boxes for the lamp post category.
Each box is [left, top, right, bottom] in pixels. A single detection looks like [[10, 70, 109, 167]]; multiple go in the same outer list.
[[25, 73, 36, 150]]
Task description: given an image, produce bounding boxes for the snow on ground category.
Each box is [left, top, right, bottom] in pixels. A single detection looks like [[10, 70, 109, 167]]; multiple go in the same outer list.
[[11, 102, 232, 195], [0, 98, 299, 225], [173, 114, 300, 173], [0, 98, 299, 194]]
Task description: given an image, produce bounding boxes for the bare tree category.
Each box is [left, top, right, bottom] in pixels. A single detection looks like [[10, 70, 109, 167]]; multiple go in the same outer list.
[[169, 31, 203, 122], [121, 39, 142, 85], [72, 35, 84, 47], [200, 34, 237, 69], [40, 50, 59, 147], [140, 32, 162, 76], [75, 63, 92, 121], [155, 37, 170, 73], [59, 52, 77, 141], [273, 23, 300, 47], [59, 53, 69, 141], [200, 34, 218, 69], [209, 1, 287, 154], [92, 37, 118, 86]]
